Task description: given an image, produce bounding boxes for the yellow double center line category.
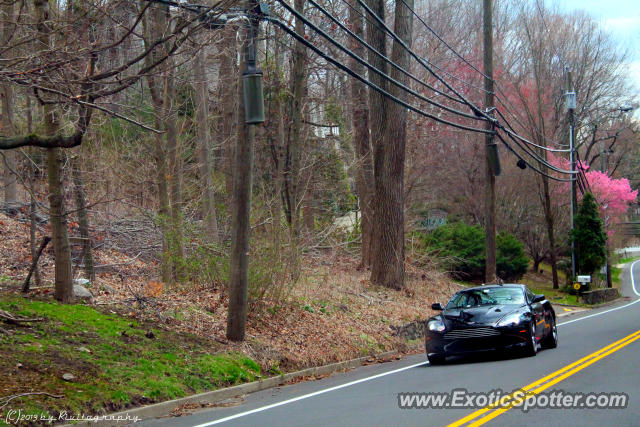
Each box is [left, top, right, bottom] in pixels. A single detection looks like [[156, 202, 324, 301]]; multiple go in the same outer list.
[[448, 328, 640, 427]]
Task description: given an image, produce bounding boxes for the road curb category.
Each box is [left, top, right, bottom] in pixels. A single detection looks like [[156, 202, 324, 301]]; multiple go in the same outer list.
[[69, 348, 412, 426], [555, 306, 589, 318]]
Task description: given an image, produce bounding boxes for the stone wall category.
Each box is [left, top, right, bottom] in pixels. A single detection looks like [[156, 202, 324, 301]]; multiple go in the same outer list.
[[581, 288, 620, 305]]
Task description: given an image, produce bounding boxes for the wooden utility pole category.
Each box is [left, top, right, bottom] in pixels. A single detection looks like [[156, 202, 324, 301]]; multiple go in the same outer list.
[[566, 69, 577, 280], [483, 0, 497, 283], [227, 3, 258, 342]]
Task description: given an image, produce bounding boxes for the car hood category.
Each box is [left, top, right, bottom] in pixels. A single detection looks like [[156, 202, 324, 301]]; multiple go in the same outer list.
[[441, 305, 524, 327]]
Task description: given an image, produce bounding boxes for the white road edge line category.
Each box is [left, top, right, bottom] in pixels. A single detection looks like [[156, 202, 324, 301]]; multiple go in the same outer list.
[[558, 260, 640, 326], [630, 260, 640, 296], [196, 261, 640, 425], [192, 361, 428, 427]]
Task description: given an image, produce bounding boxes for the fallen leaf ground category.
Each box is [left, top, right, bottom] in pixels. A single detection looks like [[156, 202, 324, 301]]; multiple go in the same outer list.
[[0, 212, 462, 420]]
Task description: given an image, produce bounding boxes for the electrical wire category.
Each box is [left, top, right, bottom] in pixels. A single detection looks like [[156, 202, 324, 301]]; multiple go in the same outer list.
[[355, 0, 493, 122], [496, 110, 572, 153], [396, 0, 538, 118], [148, 0, 579, 174], [335, 0, 488, 101], [267, 16, 492, 134], [347, 0, 572, 157], [495, 133, 576, 182], [143, 0, 488, 132], [575, 150, 594, 194], [498, 127, 577, 175], [398, 0, 493, 86], [314, 0, 469, 106], [304, 0, 483, 120]]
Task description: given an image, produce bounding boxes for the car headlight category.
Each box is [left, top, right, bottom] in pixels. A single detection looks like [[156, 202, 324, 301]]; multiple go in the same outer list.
[[427, 319, 445, 332], [496, 312, 523, 327]]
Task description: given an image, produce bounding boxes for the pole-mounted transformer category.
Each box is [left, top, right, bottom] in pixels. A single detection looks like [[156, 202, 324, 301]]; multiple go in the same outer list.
[[243, 63, 264, 124], [242, 2, 269, 124], [488, 139, 501, 176], [195, 1, 269, 125]]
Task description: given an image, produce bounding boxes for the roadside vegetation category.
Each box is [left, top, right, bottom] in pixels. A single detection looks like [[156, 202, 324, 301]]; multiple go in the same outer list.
[[0, 0, 638, 421], [0, 212, 461, 419], [0, 294, 260, 418]]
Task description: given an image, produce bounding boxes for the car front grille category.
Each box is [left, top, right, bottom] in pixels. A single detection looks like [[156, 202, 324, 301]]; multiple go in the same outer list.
[[444, 327, 500, 340]]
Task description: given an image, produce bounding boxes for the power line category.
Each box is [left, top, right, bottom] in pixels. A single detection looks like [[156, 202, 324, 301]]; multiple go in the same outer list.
[[267, 16, 492, 134], [495, 133, 576, 182], [496, 110, 572, 153], [305, 0, 483, 120], [352, 0, 575, 164], [498, 126, 577, 175], [336, 0, 489, 99], [146, 0, 579, 179], [399, 0, 493, 85], [144, 0, 491, 132], [355, 0, 493, 122]]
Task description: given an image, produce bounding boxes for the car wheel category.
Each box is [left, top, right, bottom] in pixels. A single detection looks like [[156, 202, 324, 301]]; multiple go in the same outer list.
[[428, 353, 446, 365], [523, 321, 537, 357], [541, 316, 558, 349]]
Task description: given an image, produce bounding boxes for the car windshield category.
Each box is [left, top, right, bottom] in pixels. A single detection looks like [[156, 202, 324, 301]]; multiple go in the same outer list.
[[445, 288, 525, 309]]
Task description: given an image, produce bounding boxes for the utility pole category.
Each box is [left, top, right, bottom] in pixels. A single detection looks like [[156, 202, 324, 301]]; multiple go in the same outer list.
[[565, 69, 577, 281], [227, 0, 264, 341], [483, 0, 498, 283]]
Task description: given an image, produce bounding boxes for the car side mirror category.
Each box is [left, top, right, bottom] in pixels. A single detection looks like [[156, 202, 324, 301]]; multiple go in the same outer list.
[[532, 294, 545, 303], [432, 303, 444, 310]]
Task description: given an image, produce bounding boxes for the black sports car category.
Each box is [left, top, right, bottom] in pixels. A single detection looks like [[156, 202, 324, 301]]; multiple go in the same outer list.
[[425, 284, 557, 364]]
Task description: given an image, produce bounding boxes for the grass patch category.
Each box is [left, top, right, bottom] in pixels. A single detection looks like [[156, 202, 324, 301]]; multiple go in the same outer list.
[[0, 294, 259, 418], [610, 266, 621, 285], [612, 254, 640, 265]]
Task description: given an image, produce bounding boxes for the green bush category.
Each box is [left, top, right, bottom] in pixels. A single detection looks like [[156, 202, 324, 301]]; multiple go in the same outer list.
[[496, 232, 529, 282], [417, 222, 529, 282]]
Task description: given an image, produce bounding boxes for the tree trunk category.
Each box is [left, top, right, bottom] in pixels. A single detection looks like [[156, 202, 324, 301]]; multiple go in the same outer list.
[[1, 85, 18, 206], [22, 236, 50, 293], [286, 0, 307, 234], [217, 27, 238, 197], [349, 0, 373, 268], [26, 96, 41, 287], [532, 257, 541, 274], [365, 0, 387, 269], [33, 0, 74, 303], [269, 28, 286, 250], [142, 3, 175, 283], [281, 0, 307, 281], [370, 0, 414, 290], [163, 58, 184, 281], [1, 1, 18, 207], [71, 156, 95, 282], [46, 144, 74, 303], [193, 44, 219, 241], [541, 174, 559, 289], [154, 125, 172, 283]]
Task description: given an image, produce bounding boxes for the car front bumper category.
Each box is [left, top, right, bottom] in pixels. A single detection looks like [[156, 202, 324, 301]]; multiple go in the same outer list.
[[425, 326, 530, 357]]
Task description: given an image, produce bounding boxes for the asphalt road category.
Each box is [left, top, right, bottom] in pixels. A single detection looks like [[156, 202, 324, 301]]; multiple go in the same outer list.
[[141, 263, 640, 427]]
